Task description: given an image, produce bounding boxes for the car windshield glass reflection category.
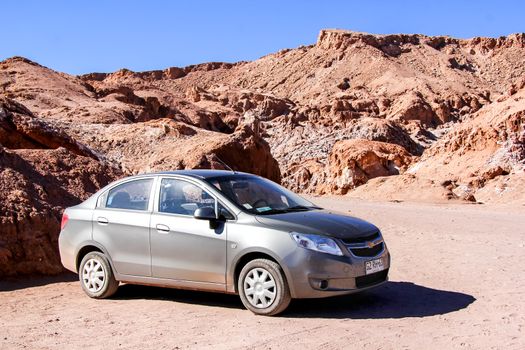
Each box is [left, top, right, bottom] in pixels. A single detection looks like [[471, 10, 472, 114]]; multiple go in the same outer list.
[[206, 175, 320, 215]]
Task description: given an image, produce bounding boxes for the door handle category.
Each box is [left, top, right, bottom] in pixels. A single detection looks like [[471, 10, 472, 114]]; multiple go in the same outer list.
[[156, 224, 170, 233], [97, 217, 109, 225]]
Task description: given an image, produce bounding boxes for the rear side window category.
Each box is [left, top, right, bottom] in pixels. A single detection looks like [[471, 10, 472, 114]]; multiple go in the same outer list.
[[106, 179, 154, 211]]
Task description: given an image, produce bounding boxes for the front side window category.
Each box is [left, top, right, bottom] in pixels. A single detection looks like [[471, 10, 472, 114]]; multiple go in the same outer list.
[[106, 178, 154, 211], [159, 178, 215, 216], [218, 202, 235, 220]]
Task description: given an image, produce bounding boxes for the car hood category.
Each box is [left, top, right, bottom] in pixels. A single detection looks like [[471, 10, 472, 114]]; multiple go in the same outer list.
[[254, 209, 379, 239]]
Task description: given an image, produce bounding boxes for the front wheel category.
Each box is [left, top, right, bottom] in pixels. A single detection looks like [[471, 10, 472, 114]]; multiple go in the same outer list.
[[238, 258, 291, 316], [79, 251, 119, 298]]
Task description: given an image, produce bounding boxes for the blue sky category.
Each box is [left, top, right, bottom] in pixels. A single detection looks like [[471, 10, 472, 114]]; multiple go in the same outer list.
[[1, 0, 523, 75]]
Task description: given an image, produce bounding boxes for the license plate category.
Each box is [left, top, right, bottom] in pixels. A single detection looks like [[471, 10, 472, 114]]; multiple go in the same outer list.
[[365, 258, 384, 275]]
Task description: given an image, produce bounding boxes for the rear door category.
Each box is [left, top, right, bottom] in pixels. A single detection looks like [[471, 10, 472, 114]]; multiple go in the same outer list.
[[92, 177, 155, 276], [150, 177, 227, 284]]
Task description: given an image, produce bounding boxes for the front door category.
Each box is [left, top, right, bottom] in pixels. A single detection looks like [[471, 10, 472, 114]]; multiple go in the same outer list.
[[150, 177, 227, 284]]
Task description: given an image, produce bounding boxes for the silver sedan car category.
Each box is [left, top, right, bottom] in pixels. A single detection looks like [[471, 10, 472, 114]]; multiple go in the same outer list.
[[59, 170, 390, 315]]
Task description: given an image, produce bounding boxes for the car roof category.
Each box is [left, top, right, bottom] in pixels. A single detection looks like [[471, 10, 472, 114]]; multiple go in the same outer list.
[[148, 169, 255, 179]]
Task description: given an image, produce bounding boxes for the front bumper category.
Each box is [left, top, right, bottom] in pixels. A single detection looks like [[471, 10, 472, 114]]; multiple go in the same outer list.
[[282, 244, 391, 299]]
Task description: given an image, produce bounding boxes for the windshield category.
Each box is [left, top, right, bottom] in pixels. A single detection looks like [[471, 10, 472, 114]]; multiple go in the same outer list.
[[205, 175, 320, 215]]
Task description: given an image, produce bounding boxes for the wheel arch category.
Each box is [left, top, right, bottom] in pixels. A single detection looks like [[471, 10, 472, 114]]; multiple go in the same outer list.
[[231, 249, 295, 296], [75, 241, 115, 274]]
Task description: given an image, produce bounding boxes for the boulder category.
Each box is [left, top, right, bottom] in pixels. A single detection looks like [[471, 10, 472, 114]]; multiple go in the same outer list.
[[324, 139, 413, 194]]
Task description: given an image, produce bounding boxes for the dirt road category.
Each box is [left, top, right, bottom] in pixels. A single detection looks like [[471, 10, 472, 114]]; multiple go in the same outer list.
[[1, 198, 524, 349]]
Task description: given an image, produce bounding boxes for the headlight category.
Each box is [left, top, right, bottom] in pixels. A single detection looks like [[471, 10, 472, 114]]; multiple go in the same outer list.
[[291, 232, 343, 256]]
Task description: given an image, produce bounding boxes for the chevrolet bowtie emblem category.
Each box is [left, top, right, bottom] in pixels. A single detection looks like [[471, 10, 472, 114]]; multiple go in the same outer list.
[[367, 241, 377, 248]]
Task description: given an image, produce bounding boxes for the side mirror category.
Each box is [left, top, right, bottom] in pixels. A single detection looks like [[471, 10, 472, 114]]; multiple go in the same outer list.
[[194, 207, 217, 221]]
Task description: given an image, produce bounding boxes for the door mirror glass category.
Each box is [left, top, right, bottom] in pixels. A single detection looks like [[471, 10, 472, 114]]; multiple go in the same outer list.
[[194, 207, 216, 220]]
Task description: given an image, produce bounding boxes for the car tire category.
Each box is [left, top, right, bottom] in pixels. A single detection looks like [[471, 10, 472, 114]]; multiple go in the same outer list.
[[79, 251, 119, 299], [238, 258, 291, 316]]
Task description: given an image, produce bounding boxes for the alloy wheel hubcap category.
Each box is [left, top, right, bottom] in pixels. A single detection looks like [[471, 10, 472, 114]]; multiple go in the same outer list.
[[244, 267, 276, 308], [82, 258, 105, 293]]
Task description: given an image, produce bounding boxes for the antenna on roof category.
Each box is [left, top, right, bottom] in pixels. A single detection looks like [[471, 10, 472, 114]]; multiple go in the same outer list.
[[214, 155, 236, 174]]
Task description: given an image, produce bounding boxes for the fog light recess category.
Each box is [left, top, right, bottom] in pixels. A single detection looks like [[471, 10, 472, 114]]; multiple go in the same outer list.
[[319, 280, 328, 290]]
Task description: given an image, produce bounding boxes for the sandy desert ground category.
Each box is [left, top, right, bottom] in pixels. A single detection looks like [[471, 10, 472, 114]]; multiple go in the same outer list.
[[1, 197, 524, 350]]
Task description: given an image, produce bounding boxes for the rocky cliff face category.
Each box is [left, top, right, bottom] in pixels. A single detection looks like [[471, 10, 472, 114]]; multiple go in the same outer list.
[[1, 29, 524, 275], [0, 97, 123, 275]]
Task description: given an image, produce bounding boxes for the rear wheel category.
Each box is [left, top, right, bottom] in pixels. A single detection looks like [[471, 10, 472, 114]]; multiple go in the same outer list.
[[238, 258, 291, 316], [79, 252, 119, 298]]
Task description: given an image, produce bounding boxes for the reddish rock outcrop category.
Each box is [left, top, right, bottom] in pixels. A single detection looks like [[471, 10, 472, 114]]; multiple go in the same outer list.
[[0, 97, 99, 158], [323, 140, 412, 194], [61, 118, 280, 182], [349, 88, 525, 203], [0, 147, 121, 277]]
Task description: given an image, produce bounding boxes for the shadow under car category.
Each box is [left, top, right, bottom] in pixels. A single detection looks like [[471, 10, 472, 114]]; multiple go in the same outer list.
[[112, 280, 475, 318]]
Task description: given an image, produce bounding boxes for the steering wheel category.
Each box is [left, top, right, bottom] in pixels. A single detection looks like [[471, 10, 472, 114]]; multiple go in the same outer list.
[[251, 199, 269, 208]]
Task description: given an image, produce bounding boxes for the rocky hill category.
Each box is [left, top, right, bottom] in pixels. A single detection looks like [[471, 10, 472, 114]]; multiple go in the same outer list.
[[1, 29, 524, 276]]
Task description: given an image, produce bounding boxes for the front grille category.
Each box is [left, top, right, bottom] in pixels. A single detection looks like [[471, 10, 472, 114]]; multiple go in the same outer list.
[[349, 242, 384, 257], [355, 269, 389, 288], [341, 231, 380, 244]]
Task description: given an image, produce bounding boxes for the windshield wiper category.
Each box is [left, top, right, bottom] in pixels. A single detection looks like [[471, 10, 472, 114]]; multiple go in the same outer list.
[[255, 205, 321, 215], [284, 205, 312, 211], [255, 208, 289, 215]]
